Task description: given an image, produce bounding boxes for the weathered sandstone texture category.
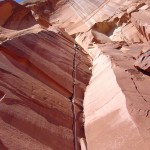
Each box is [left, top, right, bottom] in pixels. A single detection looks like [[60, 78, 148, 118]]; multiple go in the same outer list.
[[1, 0, 150, 150], [0, 1, 91, 149]]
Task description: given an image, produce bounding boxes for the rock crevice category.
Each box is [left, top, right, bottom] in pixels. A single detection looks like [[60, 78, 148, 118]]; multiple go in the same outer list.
[[71, 42, 78, 150]]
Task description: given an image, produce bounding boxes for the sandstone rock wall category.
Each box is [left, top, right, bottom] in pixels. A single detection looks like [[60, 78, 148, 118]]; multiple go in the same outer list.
[[83, 44, 150, 149], [1, 0, 150, 150], [0, 1, 91, 149]]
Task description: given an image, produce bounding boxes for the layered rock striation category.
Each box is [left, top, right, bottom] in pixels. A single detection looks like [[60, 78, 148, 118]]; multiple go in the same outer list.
[[0, 1, 91, 149]]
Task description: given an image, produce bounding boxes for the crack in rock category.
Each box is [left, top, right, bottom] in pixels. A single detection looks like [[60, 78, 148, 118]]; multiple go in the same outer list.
[[146, 110, 150, 117], [130, 77, 147, 102], [71, 42, 79, 150]]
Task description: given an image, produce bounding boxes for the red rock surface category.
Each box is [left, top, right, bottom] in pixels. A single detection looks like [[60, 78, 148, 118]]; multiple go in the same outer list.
[[0, 1, 91, 149], [1, 0, 150, 150]]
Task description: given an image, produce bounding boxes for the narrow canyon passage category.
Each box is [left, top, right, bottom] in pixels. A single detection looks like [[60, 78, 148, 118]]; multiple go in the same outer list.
[[1, 0, 150, 149]]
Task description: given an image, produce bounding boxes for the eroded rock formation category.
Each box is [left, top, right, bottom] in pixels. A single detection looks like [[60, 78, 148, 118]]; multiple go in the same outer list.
[[0, 0, 36, 30], [1, 0, 150, 150]]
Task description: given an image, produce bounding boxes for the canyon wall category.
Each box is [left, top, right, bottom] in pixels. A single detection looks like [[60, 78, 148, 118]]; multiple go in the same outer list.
[[0, 1, 91, 149], [0, 0, 150, 150], [83, 44, 150, 150]]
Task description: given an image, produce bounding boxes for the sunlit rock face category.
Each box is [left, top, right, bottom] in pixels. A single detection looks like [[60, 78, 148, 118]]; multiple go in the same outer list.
[[1, 0, 150, 150], [83, 44, 150, 150]]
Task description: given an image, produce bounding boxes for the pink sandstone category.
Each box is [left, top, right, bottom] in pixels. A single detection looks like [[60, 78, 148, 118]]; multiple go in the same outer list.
[[0, 0, 150, 150]]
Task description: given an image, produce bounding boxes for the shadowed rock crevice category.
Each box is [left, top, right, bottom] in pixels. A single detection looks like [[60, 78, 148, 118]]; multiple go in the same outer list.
[[70, 42, 87, 149], [71, 42, 78, 150]]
